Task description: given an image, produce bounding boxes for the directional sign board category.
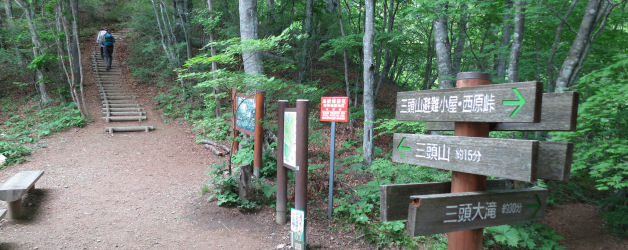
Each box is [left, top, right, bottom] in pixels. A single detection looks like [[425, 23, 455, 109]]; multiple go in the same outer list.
[[425, 92, 578, 131], [392, 133, 538, 182], [380, 180, 513, 221], [407, 188, 547, 236], [396, 82, 542, 123]]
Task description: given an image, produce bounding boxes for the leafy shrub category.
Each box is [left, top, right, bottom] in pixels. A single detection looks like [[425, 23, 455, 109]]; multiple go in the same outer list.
[[485, 223, 564, 249], [551, 54, 628, 235]]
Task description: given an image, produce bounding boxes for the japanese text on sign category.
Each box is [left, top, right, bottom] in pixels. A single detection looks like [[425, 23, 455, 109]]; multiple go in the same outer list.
[[443, 201, 520, 223], [414, 143, 482, 163], [399, 94, 496, 115], [321, 97, 349, 122]]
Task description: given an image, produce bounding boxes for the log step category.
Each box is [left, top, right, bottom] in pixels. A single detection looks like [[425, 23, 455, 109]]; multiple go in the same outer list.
[[102, 107, 144, 112], [102, 100, 134, 104], [100, 95, 136, 100], [105, 126, 155, 134], [102, 116, 146, 122], [102, 103, 140, 108], [102, 111, 146, 116]]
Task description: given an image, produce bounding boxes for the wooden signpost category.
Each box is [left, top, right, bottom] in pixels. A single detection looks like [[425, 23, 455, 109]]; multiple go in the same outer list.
[[392, 134, 538, 182], [382, 72, 577, 249], [396, 81, 542, 123], [276, 100, 309, 250], [407, 188, 548, 236], [425, 92, 578, 131], [232, 90, 265, 177]]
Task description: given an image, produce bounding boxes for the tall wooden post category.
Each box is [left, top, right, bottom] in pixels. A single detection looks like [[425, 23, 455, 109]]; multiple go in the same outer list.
[[448, 72, 491, 250], [276, 100, 288, 224], [295, 99, 309, 212], [253, 91, 265, 177], [231, 89, 239, 155]]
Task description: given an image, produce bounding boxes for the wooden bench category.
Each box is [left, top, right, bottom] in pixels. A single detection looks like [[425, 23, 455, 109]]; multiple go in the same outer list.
[[0, 171, 44, 219]]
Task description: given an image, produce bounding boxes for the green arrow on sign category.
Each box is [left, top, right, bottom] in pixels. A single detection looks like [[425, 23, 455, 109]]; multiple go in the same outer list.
[[397, 137, 411, 160], [502, 88, 526, 117], [526, 193, 542, 219]]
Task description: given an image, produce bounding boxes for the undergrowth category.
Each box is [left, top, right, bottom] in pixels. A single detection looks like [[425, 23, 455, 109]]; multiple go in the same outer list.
[[0, 102, 84, 166]]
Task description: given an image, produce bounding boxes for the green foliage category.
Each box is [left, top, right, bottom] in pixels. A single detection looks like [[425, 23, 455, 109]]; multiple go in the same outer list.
[[375, 119, 425, 138], [551, 55, 627, 235], [0, 102, 83, 166], [28, 53, 56, 70], [485, 223, 564, 250], [333, 158, 449, 248]]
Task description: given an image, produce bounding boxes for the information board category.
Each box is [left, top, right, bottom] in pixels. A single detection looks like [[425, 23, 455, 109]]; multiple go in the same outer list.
[[283, 111, 297, 168], [320, 96, 349, 122], [236, 96, 256, 134]]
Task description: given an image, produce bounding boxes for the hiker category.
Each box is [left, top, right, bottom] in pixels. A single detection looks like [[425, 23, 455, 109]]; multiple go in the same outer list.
[[96, 26, 107, 60], [102, 28, 115, 70]]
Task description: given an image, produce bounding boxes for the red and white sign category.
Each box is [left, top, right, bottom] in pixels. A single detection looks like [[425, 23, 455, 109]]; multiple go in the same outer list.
[[320, 96, 349, 122]]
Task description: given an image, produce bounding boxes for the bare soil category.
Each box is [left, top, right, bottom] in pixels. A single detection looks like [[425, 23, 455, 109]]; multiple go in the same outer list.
[[0, 30, 625, 250]]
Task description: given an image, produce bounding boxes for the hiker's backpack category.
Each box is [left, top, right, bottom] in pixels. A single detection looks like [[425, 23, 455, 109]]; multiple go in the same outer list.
[[104, 33, 114, 46]]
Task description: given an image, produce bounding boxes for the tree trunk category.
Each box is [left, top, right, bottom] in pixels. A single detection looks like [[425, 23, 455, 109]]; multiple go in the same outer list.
[[3, 0, 23, 65], [547, 0, 578, 93], [239, 0, 263, 76], [207, 0, 222, 117], [433, 14, 455, 89], [556, 0, 618, 92], [452, 4, 468, 74], [297, 0, 313, 83], [375, 0, 396, 99], [14, 0, 51, 105], [496, 0, 513, 81], [54, 1, 77, 106], [424, 25, 435, 90], [507, 1, 525, 82], [362, 0, 375, 165], [334, 0, 351, 105], [174, 0, 192, 59], [266, 0, 275, 23], [69, 0, 86, 116]]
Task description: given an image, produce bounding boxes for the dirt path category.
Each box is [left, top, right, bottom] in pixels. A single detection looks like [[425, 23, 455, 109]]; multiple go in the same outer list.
[[0, 31, 290, 249]]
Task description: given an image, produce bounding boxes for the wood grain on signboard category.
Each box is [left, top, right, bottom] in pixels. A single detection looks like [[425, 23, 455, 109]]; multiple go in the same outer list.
[[392, 133, 538, 181], [396, 82, 542, 123], [425, 92, 578, 131], [536, 141, 573, 181], [380, 180, 512, 221], [407, 188, 547, 236]]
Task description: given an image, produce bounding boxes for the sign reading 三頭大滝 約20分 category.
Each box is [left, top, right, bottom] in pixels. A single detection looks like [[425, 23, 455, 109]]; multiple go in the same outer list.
[[283, 111, 297, 168], [396, 81, 542, 123]]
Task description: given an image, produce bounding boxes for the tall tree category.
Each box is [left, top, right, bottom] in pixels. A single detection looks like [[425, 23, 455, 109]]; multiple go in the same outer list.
[[547, 0, 578, 92], [375, 0, 397, 98], [207, 0, 221, 117], [3, 0, 23, 66], [297, 0, 313, 83], [69, 0, 86, 115], [239, 0, 263, 76], [433, 13, 455, 89], [362, 0, 375, 165], [452, 4, 468, 74], [333, 0, 352, 105], [14, 0, 51, 105], [507, 1, 525, 82], [555, 0, 622, 92], [496, 0, 513, 81]]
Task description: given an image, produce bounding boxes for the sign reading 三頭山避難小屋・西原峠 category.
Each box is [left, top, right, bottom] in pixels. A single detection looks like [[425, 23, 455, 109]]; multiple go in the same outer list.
[[320, 97, 349, 122], [407, 188, 547, 236], [396, 81, 542, 123]]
